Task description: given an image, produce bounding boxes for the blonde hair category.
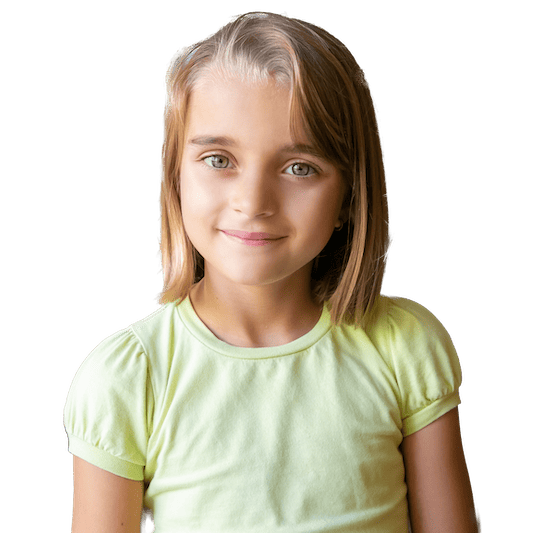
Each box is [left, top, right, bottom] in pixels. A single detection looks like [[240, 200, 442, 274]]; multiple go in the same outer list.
[[159, 12, 389, 327]]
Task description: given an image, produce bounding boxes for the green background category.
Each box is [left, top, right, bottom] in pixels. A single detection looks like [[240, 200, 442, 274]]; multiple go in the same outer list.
[[4, 0, 532, 533]]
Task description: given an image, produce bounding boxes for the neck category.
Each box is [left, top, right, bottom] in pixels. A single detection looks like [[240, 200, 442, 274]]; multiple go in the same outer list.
[[189, 271, 322, 348]]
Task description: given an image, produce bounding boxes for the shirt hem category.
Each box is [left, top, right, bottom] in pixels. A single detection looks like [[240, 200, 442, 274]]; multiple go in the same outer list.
[[401, 391, 461, 436], [68, 434, 144, 481]]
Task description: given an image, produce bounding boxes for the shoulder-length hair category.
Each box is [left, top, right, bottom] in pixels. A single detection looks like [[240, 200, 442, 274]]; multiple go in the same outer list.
[[159, 12, 389, 327]]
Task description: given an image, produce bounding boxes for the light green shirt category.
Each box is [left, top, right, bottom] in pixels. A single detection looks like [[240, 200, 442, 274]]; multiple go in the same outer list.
[[64, 296, 461, 532]]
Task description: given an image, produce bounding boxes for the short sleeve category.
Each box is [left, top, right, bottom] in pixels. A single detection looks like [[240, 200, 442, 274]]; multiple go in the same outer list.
[[63, 328, 153, 481], [377, 298, 462, 436]]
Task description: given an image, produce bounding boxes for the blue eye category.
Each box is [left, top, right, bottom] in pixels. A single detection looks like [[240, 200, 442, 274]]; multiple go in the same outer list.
[[203, 155, 230, 169], [285, 163, 317, 177]]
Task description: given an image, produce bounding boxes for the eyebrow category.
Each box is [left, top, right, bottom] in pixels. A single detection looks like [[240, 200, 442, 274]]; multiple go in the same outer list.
[[188, 135, 326, 160], [188, 135, 235, 147]]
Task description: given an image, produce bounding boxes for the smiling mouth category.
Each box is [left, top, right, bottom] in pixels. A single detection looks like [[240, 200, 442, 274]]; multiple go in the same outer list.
[[221, 230, 285, 246]]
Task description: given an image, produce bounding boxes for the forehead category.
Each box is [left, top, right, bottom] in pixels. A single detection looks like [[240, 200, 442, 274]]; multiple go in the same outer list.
[[189, 65, 290, 111], [185, 74, 294, 143]]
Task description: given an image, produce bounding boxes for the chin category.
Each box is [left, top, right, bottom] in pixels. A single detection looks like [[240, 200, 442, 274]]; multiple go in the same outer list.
[[221, 264, 311, 290]]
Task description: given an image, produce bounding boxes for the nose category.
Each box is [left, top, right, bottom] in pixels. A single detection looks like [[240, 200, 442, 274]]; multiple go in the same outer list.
[[230, 166, 277, 218]]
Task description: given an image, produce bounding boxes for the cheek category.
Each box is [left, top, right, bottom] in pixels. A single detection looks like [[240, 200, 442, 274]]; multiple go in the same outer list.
[[179, 177, 226, 246], [179, 178, 203, 237], [180, 174, 213, 217], [296, 187, 344, 227]]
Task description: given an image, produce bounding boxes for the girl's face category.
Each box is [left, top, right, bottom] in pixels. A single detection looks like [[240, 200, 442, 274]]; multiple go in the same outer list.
[[179, 74, 345, 293]]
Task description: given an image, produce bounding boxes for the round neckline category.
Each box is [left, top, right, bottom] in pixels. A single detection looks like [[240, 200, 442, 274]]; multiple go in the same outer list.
[[176, 296, 332, 359]]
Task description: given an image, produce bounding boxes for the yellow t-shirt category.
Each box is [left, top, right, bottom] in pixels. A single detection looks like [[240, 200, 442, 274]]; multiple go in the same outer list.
[[64, 296, 461, 532]]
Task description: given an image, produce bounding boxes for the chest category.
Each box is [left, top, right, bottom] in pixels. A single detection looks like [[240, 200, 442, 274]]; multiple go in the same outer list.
[[143, 342, 406, 528]]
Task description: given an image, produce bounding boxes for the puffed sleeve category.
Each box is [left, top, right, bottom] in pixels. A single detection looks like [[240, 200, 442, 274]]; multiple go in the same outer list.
[[63, 328, 154, 481], [376, 297, 462, 436]]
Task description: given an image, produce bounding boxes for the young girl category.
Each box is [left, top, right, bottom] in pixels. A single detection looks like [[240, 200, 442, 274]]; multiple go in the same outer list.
[[64, 12, 478, 533]]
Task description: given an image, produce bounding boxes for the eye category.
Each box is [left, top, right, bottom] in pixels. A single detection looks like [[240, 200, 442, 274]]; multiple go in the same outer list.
[[203, 154, 231, 169], [285, 162, 317, 178]]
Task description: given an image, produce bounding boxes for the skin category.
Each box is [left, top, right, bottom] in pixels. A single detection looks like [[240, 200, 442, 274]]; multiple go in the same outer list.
[[72, 456, 143, 533], [71, 73, 478, 531], [402, 407, 479, 532]]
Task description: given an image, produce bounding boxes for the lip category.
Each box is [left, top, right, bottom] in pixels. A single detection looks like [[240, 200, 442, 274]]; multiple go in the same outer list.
[[221, 229, 285, 246], [222, 230, 282, 239]]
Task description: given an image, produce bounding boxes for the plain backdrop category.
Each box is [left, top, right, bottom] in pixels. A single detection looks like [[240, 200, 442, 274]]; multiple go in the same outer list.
[[2, 1, 531, 531]]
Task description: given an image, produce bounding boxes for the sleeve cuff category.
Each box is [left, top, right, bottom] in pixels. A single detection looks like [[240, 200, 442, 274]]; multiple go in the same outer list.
[[67, 434, 145, 481], [401, 391, 461, 437]]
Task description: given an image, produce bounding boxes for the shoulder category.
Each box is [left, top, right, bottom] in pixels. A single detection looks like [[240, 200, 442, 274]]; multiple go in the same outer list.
[[73, 301, 179, 366], [363, 296, 462, 435], [64, 326, 149, 430], [369, 295, 448, 330], [64, 307, 172, 478], [66, 303, 178, 401], [365, 296, 457, 358], [66, 300, 194, 409]]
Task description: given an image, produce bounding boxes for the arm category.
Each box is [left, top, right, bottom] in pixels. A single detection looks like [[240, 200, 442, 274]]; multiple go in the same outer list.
[[72, 456, 144, 533], [401, 407, 478, 533]]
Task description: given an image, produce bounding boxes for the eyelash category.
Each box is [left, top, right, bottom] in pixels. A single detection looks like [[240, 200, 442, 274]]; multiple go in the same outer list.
[[201, 155, 319, 179]]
